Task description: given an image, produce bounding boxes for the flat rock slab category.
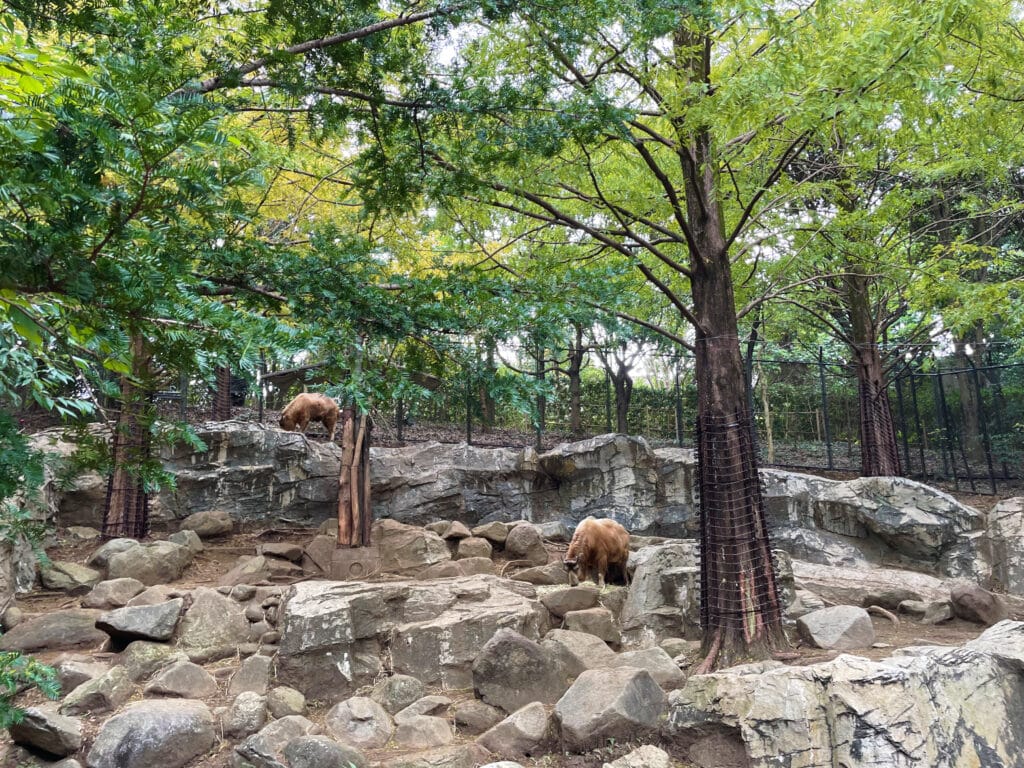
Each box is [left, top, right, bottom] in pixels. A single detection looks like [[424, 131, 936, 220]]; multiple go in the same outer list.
[[96, 599, 184, 642], [0, 609, 107, 652]]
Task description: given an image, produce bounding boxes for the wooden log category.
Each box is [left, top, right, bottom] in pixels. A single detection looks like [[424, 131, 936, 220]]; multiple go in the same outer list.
[[336, 408, 356, 547], [349, 413, 367, 547]]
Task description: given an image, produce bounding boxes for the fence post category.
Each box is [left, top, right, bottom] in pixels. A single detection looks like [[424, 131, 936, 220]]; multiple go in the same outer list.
[[968, 357, 998, 494], [674, 356, 684, 447], [893, 371, 912, 475], [817, 347, 834, 470], [465, 363, 473, 446], [605, 370, 612, 433], [909, 370, 928, 480]]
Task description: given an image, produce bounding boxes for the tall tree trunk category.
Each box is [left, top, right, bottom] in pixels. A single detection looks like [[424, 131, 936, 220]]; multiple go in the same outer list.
[[844, 272, 902, 476], [567, 323, 586, 437], [677, 27, 785, 671], [610, 365, 632, 434], [103, 333, 154, 539], [480, 341, 497, 431], [213, 365, 232, 420]]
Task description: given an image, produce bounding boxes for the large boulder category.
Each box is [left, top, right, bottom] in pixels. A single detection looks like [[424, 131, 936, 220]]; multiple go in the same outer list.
[[373, 519, 452, 575], [665, 621, 1024, 768], [554, 666, 667, 752], [86, 699, 215, 768], [0, 609, 107, 652], [175, 587, 250, 662], [96, 599, 184, 642], [796, 605, 876, 650], [106, 541, 193, 586], [620, 541, 699, 647], [324, 697, 394, 749], [472, 628, 569, 713], [277, 576, 548, 702], [986, 497, 1024, 595], [9, 704, 82, 757], [476, 702, 551, 756]]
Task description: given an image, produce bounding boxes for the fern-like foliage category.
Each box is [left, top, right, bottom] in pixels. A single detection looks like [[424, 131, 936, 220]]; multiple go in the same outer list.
[[0, 651, 60, 730]]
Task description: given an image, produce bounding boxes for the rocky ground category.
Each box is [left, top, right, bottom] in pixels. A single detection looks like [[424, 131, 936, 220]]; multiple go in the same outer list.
[[1, 515, 1006, 768]]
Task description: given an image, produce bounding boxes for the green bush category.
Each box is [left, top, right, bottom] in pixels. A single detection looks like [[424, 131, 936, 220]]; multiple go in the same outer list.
[[0, 651, 60, 729]]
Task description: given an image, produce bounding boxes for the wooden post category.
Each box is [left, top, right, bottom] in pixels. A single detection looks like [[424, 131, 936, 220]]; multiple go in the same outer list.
[[337, 407, 356, 547], [337, 408, 372, 549]]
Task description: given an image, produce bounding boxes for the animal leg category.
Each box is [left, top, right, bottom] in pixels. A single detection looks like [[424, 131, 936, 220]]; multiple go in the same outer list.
[[324, 412, 338, 442], [596, 554, 608, 589]]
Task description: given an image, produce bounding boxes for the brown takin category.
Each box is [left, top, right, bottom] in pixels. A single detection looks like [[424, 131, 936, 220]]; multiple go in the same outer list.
[[278, 392, 340, 441], [562, 516, 631, 589]]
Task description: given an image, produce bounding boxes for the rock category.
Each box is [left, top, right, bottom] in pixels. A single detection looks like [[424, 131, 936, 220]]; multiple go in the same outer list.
[[426, 521, 449, 535], [179, 509, 234, 538], [987, 497, 1024, 595], [509, 562, 571, 585], [119, 640, 189, 682], [950, 583, 1008, 626], [394, 715, 454, 749], [378, 743, 493, 768], [106, 541, 193, 586], [61, 666, 132, 715], [620, 541, 700, 646], [860, 588, 923, 610], [144, 660, 218, 699], [283, 736, 368, 768], [540, 629, 618, 677], [126, 584, 187, 607], [86, 699, 215, 768], [659, 637, 698, 658], [259, 542, 303, 562], [540, 585, 600, 617], [9, 704, 82, 757], [231, 584, 258, 601], [2, 604, 23, 630], [472, 628, 569, 712], [554, 667, 666, 752], [302, 534, 335, 574], [453, 700, 505, 735], [277, 576, 547, 701], [476, 701, 551, 756], [222, 691, 267, 738], [614, 648, 686, 691], [235, 715, 320, 768], [86, 538, 139, 569], [373, 519, 452, 576], [81, 578, 147, 609], [229, 654, 273, 696], [39, 561, 102, 594], [536, 520, 571, 542], [422, 561, 464, 578], [456, 537, 493, 560], [480, 764, 525, 768], [504, 524, 548, 566], [371, 674, 426, 714], [923, 601, 955, 625], [0, 609, 107, 652], [443, 521, 473, 540], [394, 695, 452, 722], [267, 686, 306, 718], [457, 556, 496, 575], [96, 599, 184, 642], [218, 555, 272, 587], [797, 605, 876, 650], [324, 696, 394, 749], [784, 589, 829, 619], [176, 587, 251, 662], [563, 607, 620, 644], [55, 657, 110, 692], [472, 522, 509, 545], [167, 528, 204, 554], [603, 745, 671, 768], [665, 621, 1024, 767], [65, 526, 101, 541], [792, 560, 952, 609]]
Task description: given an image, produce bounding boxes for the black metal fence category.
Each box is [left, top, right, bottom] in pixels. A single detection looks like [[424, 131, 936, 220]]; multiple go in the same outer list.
[[406, 346, 1024, 495]]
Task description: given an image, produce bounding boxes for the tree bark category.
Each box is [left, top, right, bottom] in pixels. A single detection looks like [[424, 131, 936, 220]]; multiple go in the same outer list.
[[567, 323, 586, 437], [103, 332, 154, 539], [213, 365, 233, 420], [676, 26, 786, 670], [844, 272, 902, 476]]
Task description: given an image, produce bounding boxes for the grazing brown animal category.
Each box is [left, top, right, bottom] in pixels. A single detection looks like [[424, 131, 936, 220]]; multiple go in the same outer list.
[[563, 516, 630, 589], [279, 392, 340, 441]]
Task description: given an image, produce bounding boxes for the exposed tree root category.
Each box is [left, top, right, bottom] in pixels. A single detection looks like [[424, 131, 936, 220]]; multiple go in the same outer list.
[[692, 628, 723, 676], [867, 604, 900, 629]]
